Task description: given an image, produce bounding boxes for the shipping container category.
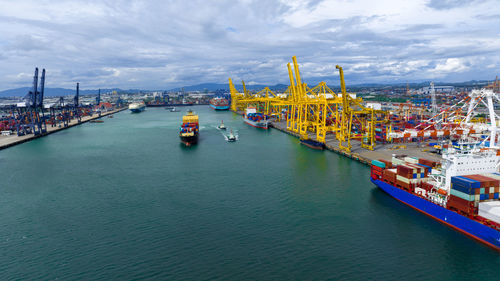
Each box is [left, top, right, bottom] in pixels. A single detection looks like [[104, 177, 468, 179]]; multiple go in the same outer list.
[[450, 189, 475, 201], [404, 157, 419, 164], [447, 195, 476, 215], [478, 201, 500, 224], [371, 160, 386, 168]]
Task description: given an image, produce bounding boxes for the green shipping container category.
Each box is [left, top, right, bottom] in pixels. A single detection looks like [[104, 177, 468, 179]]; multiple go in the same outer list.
[[371, 160, 386, 168], [450, 189, 475, 201]]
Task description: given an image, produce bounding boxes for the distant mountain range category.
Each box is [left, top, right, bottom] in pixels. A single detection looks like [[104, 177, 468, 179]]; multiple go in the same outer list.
[[0, 80, 493, 98], [0, 87, 127, 98]]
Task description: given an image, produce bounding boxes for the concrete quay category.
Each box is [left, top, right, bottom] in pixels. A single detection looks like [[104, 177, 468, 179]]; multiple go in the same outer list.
[[0, 107, 126, 151]]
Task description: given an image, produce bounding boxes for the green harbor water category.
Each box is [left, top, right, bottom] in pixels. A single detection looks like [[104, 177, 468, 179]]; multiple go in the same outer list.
[[0, 106, 498, 280]]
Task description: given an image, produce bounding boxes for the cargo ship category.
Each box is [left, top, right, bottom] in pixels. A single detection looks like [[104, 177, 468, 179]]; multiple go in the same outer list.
[[243, 106, 269, 129], [300, 136, 325, 150], [370, 145, 500, 251], [209, 97, 229, 110], [179, 110, 199, 146], [129, 101, 146, 113]]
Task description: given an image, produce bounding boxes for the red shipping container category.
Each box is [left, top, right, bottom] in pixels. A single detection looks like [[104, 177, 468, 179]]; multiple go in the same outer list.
[[463, 175, 488, 188], [475, 175, 500, 187], [447, 195, 475, 215], [379, 159, 392, 169]]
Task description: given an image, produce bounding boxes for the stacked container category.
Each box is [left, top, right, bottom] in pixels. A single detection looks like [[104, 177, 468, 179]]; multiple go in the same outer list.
[[375, 124, 388, 143], [418, 158, 439, 168], [383, 168, 397, 185], [466, 174, 500, 200], [371, 160, 385, 180], [395, 164, 427, 191], [448, 176, 481, 215]]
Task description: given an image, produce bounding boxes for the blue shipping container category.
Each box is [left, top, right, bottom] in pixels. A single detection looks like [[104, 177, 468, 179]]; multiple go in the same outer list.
[[452, 176, 481, 189], [451, 183, 475, 195]]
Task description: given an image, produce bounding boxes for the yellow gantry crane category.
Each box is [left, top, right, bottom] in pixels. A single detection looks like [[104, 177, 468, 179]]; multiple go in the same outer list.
[[228, 56, 388, 152]]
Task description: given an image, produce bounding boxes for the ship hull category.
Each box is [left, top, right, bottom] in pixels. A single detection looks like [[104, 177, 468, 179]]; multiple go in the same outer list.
[[180, 134, 198, 146], [371, 178, 500, 251], [300, 139, 325, 150], [210, 104, 229, 110], [129, 107, 145, 113], [243, 118, 269, 129]]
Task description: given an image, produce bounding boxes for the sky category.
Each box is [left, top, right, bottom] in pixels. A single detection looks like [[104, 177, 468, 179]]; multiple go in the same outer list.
[[0, 0, 499, 90]]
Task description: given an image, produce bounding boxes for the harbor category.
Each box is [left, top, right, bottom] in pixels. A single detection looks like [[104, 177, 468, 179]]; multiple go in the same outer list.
[[1, 0, 500, 279], [0, 106, 498, 280]]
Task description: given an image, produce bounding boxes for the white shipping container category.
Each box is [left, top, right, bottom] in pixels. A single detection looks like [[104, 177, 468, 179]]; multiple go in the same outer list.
[[478, 210, 500, 224], [404, 157, 419, 164], [396, 175, 410, 184], [392, 158, 404, 166], [479, 201, 500, 212], [485, 173, 500, 181]]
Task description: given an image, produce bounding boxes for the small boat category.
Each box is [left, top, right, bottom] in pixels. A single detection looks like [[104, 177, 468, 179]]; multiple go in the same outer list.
[[90, 119, 104, 123], [227, 130, 237, 142], [108, 115, 113, 118], [170, 107, 180, 112], [218, 120, 226, 130], [300, 136, 325, 150], [165, 106, 174, 110]]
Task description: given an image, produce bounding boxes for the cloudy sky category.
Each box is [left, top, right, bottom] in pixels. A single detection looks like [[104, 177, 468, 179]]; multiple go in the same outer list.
[[0, 0, 499, 90]]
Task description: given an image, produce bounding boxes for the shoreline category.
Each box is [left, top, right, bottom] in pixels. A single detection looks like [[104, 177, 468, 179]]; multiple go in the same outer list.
[[0, 107, 127, 151]]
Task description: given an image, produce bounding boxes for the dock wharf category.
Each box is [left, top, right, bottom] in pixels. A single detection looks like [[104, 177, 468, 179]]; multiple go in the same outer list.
[[0, 107, 126, 151], [233, 110, 441, 166]]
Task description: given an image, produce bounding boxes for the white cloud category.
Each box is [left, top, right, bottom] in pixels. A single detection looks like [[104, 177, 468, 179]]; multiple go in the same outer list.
[[433, 58, 469, 73], [0, 0, 498, 90]]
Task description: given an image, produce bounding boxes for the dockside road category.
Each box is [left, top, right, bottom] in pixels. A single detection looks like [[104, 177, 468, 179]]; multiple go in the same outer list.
[[269, 120, 442, 166], [0, 107, 127, 150]]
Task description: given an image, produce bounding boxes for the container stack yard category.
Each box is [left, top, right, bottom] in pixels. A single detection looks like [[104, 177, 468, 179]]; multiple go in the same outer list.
[[228, 56, 499, 165], [0, 68, 126, 150]]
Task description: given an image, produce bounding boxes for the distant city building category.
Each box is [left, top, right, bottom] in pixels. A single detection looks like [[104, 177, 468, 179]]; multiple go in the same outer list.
[[419, 85, 454, 94]]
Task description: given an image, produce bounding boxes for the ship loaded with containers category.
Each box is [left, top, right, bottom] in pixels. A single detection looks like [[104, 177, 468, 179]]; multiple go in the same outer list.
[[209, 97, 230, 111], [243, 106, 269, 129], [370, 145, 500, 251], [179, 110, 199, 146]]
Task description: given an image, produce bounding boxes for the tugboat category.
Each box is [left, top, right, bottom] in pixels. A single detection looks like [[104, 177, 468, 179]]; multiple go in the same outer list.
[[218, 120, 226, 130], [300, 135, 325, 150], [227, 129, 237, 142], [243, 106, 269, 129], [179, 110, 199, 146]]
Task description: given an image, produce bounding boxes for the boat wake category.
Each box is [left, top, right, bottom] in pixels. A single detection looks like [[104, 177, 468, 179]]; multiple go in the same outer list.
[[221, 130, 239, 142]]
